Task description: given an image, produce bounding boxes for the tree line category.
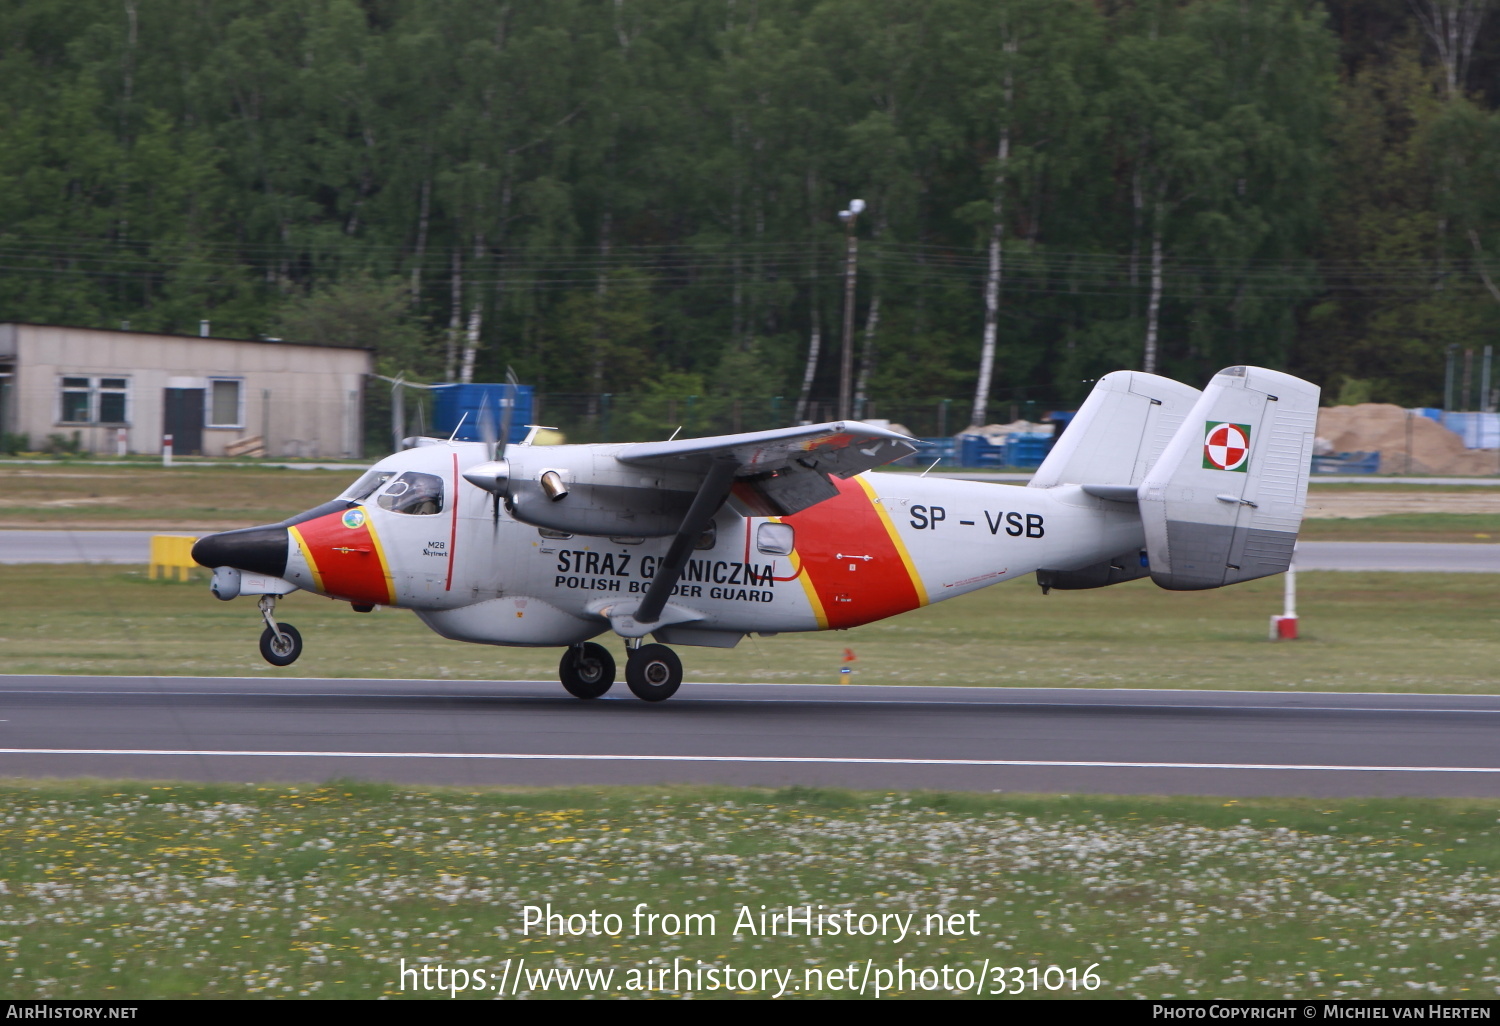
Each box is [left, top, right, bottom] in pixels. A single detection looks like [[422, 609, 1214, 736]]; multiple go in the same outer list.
[[2, 0, 1499, 440]]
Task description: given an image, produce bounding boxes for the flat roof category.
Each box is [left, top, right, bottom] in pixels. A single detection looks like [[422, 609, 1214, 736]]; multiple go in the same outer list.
[[2, 321, 375, 353]]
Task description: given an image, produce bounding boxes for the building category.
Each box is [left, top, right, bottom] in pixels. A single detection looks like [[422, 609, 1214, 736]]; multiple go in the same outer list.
[[0, 323, 373, 457]]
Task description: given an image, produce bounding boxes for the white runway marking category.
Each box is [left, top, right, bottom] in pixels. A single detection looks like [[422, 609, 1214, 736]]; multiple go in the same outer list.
[[0, 687, 1496, 716], [1, 748, 1498, 774]]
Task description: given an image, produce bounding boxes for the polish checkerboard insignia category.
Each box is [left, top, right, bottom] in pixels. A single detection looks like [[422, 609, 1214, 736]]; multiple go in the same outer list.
[[1203, 422, 1251, 472]]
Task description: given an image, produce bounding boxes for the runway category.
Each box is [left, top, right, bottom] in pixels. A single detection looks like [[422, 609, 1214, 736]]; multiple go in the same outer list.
[[3, 675, 1499, 797], [4, 530, 1500, 571]]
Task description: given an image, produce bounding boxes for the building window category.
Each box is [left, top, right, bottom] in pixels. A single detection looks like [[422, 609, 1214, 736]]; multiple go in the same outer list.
[[59, 376, 129, 424], [208, 379, 242, 427]]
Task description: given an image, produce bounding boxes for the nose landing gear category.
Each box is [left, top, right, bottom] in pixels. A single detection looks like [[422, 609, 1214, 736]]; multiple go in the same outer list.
[[256, 595, 303, 666]]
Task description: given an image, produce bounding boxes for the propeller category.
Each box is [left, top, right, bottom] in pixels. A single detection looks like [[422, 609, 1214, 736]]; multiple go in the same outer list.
[[470, 368, 522, 524], [499, 366, 519, 459], [477, 390, 498, 458]]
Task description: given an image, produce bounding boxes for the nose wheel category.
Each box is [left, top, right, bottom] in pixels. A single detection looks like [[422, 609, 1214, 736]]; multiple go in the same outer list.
[[259, 623, 303, 666], [256, 595, 303, 666], [625, 643, 682, 702]]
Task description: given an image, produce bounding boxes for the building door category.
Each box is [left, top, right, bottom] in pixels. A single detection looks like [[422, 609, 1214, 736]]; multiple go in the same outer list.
[[163, 388, 204, 455]]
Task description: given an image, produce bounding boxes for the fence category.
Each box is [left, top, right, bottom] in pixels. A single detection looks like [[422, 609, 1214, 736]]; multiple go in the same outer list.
[[365, 389, 1072, 452]]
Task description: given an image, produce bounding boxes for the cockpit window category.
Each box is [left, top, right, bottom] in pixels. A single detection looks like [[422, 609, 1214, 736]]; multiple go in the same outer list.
[[343, 470, 395, 502], [376, 472, 444, 515]]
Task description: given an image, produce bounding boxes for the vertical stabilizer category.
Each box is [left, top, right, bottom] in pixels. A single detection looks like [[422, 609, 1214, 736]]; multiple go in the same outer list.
[[1138, 366, 1320, 591], [1030, 371, 1202, 488]]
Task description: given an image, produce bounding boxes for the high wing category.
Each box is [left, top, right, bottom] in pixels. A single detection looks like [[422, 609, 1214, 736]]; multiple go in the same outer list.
[[619, 420, 917, 519], [619, 420, 915, 475], [462, 420, 916, 633]]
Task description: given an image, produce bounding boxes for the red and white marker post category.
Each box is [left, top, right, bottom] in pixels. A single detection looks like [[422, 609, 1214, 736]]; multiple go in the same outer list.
[[162, 433, 173, 468], [1269, 556, 1298, 640]]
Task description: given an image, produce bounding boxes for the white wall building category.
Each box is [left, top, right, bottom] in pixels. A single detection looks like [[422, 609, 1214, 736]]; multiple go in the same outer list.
[[0, 323, 373, 457]]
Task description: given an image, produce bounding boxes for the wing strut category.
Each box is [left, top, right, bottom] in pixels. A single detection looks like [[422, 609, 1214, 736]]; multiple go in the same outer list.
[[633, 457, 738, 625]]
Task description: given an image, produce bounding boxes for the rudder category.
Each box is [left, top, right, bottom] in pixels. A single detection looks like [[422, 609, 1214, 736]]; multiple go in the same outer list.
[[1138, 366, 1320, 591]]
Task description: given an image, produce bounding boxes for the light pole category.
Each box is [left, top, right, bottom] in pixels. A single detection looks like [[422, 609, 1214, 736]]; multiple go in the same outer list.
[[837, 198, 864, 422]]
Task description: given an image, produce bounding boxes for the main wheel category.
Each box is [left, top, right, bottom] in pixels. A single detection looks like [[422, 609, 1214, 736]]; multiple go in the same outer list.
[[625, 643, 682, 702], [258, 623, 303, 666], [559, 642, 615, 699]]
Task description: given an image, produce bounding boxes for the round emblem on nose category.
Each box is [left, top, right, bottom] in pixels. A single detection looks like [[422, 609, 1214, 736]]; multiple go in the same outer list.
[[342, 508, 366, 529]]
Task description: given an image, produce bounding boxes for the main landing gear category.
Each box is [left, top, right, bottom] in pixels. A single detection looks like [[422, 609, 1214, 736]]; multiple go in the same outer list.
[[625, 643, 682, 702], [256, 595, 303, 667], [556, 640, 684, 702], [558, 642, 615, 699], [554, 456, 723, 705]]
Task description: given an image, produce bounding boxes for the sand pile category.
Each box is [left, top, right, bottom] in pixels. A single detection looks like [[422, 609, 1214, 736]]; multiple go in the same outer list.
[[967, 419, 1049, 439], [1316, 404, 1500, 475]]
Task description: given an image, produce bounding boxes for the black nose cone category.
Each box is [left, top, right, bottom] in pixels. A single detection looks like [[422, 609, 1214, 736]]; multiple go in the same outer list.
[[192, 526, 289, 578]]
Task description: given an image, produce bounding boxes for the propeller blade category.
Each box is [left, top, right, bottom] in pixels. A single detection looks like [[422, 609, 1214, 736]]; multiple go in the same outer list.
[[477, 390, 499, 460], [499, 366, 519, 460]]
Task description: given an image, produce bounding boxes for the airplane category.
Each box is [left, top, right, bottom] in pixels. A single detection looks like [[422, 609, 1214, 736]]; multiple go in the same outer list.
[[191, 365, 1319, 702]]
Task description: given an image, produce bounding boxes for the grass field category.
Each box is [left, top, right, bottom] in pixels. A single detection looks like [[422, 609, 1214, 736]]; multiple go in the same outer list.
[[1, 781, 1496, 1000], [0, 464, 360, 529], [1297, 513, 1500, 543], [4, 461, 1500, 540], [3, 563, 1499, 693], [5, 468, 1500, 1001]]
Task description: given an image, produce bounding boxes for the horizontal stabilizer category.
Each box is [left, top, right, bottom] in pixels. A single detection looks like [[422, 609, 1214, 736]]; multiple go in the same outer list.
[[1080, 484, 1139, 503], [1030, 371, 1201, 488]]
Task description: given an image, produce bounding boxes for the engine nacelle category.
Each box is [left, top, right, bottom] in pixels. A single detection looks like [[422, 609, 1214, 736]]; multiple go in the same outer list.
[[464, 444, 702, 537]]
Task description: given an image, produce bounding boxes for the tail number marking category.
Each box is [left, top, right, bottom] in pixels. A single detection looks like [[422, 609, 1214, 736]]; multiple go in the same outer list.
[[909, 505, 946, 529], [982, 511, 1045, 538]]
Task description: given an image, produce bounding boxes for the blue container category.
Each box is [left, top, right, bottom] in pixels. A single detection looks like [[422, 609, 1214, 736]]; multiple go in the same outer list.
[[959, 434, 1008, 468], [1310, 451, 1380, 474], [430, 383, 533, 444], [1440, 411, 1500, 449], [1004, 432, 1054, 469], [899, 437, 959, 468]]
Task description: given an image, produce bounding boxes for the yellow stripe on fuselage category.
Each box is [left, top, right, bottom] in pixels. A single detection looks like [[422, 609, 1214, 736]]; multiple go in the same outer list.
[[854, 474, 929, 607], [287, 524, 325, 594], [772, 516, 829, 630], [363, 517, 397, 604]]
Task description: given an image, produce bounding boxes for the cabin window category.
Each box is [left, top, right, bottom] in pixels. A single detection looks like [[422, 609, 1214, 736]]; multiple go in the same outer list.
[[377, 471, 444, 515], [756, 522, 794, 556], [539, 528, 573, 540], [695, 523, 717, 550]]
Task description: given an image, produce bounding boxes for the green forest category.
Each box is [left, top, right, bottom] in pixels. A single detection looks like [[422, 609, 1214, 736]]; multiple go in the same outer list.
[[3, 0, 1500, 439]]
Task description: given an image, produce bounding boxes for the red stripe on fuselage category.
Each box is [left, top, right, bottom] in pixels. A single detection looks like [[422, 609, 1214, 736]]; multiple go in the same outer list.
[[783, 476, 921, 629], [445, 452, 459, 591], [294, 510, 393, 605]]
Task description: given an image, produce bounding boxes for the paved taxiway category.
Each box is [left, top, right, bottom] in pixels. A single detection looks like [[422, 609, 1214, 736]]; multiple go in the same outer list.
[[3, 675, 1499, 797], [3, 530, 1499, 571]]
